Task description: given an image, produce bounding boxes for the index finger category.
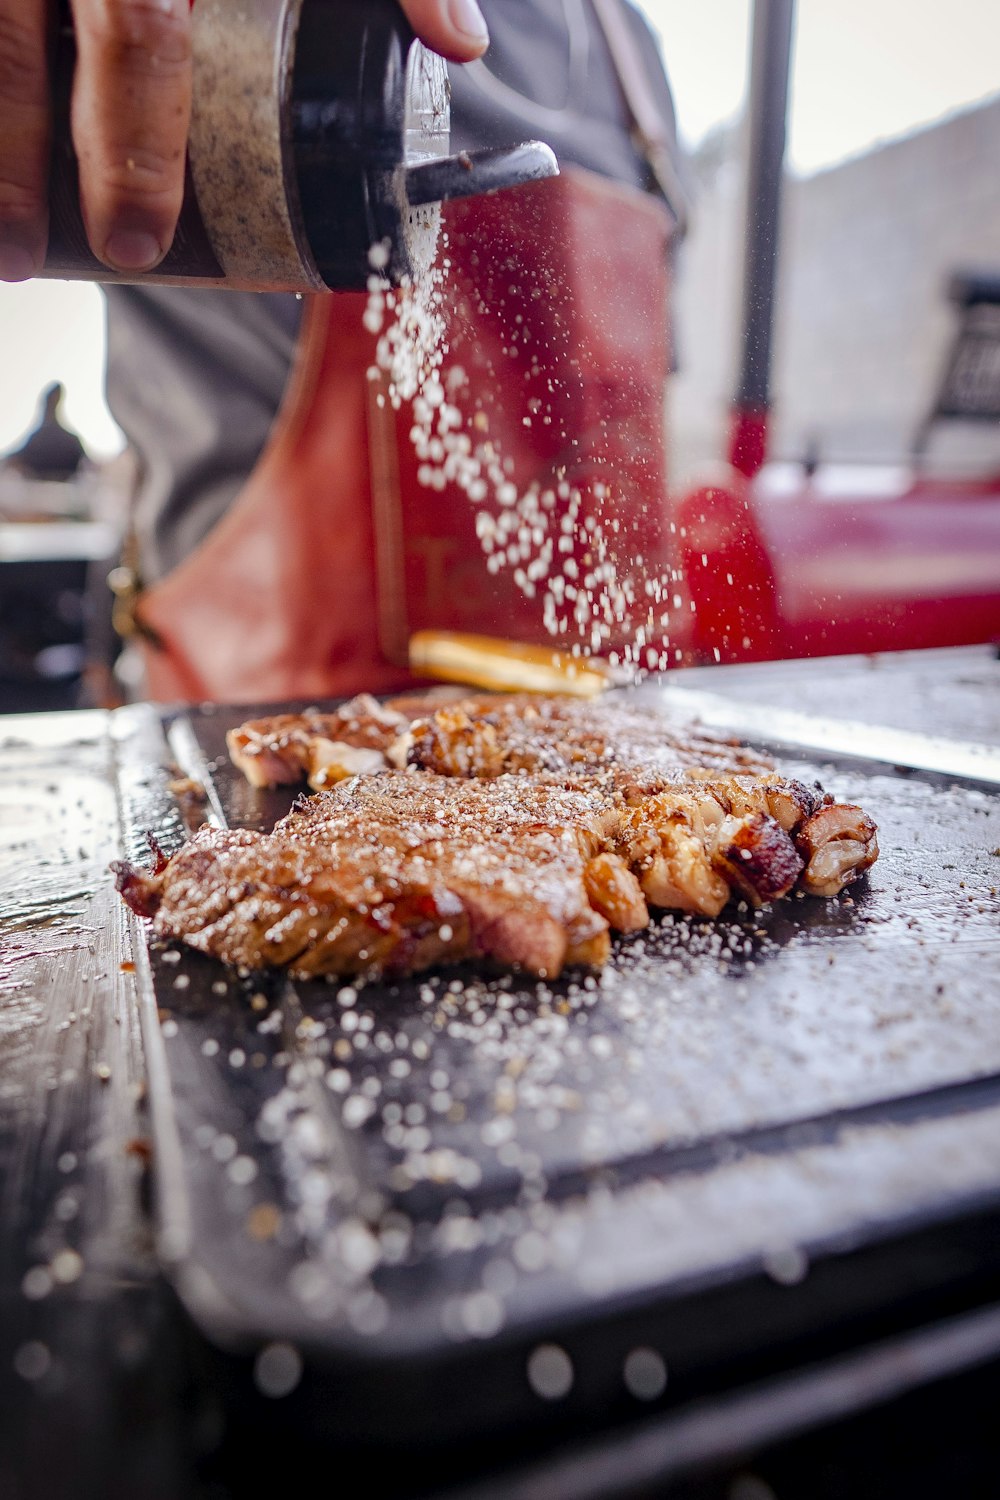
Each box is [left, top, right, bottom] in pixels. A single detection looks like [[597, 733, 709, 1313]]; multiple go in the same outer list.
[[70, 0, 192, 273], [401, 0, 489, 63]]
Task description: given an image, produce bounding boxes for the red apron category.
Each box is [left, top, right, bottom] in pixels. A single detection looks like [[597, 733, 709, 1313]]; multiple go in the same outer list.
[[137, 167, 673, 703]]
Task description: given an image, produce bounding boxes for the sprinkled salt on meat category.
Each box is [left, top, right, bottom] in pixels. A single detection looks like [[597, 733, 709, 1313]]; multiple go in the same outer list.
[[117, 693, 879, 979], [116, 773, 620, 980], [405, 694, 771, 788]]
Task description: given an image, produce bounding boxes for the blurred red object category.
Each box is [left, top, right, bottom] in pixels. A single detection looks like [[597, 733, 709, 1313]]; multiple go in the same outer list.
[[672, 467, 1000, 665]]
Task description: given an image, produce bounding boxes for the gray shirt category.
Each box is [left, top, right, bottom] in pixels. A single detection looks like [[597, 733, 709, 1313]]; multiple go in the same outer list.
[[105, 0, 682, 584]]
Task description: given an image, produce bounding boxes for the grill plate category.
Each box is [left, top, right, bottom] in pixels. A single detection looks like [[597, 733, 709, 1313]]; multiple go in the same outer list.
[[111, 689, 1000, 1452]]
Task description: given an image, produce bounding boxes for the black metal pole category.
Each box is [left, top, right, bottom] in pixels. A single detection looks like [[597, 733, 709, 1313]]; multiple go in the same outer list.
[[729, 0, 795, 475]]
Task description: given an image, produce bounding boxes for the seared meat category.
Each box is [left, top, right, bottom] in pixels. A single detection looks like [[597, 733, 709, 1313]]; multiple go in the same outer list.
[[226, 696, 406, 789], [583, 852, 650, 933], [796, 803, 879, 896], [227, 692, 770, 792], [226, 689, 468, 789], [127, 692, 879, 980], [625, 799, 731, 917], [406, 695, 772, 788], [712, 811, 804, 907], [403, 698, 867, 915], [116, 772, 623, 980], [614, 776, 813, 917]]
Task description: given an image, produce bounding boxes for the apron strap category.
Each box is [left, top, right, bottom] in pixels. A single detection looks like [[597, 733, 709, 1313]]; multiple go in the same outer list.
[[589, 0, 689, 233]]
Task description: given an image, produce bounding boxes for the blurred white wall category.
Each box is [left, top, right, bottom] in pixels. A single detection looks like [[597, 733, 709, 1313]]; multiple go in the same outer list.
[[670, 94, 1000, 483]]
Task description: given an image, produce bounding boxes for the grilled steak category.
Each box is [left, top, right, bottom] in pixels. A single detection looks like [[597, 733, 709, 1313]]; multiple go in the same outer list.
[[226, 691, 770, 791], [116, 772, 620, 979], [116, 692, 879, 979], [405, 694, 773, 790], [227, 690, 466, 789]]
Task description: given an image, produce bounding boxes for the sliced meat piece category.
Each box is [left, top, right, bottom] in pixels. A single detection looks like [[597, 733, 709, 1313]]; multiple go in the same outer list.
[[796, 804, 879, 896], [407, 706, 509, 779], [565, 911, 614, 967], [640, 825, 730, 917], [620, 796, 731, 918], [583, 852, 650, 932], [305, 741, 389, 790], [711, 810, 803, 906], [761, 776, 824, 834], [113, 860, 163, 919], [618, 774, 830, 913], [226, 695, 407, 788]]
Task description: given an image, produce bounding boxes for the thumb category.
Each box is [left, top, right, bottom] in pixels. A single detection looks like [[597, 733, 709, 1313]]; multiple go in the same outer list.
[[400, 0, 489, 62]]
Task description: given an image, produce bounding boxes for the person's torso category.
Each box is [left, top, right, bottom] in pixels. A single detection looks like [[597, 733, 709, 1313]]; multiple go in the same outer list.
[[104, 0, 683, 586]]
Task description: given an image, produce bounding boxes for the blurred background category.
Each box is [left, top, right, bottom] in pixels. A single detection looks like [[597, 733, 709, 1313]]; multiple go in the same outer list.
[[1, 0, 999, 710], [654, 0, 1000, 483]]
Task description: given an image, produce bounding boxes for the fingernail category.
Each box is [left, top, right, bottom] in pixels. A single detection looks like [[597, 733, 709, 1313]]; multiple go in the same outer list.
[[103, 229, 163, 272], [0, 244, 37, 282], [448, 0, 489, 44]]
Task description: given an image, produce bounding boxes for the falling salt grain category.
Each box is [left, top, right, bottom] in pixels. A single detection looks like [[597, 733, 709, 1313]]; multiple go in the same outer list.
[[228, 1156, 258, 1186], [253, 1341, 302, 1399], [623, 1347, 668, 1401], [343, 1096, 374, 1129], [339, 1220, 382, 1276], [211, 1135, 237, 1163], [527, 1343, 573, 1400], [762, 1243, 808, 1286], [50, 1249, 83, 1285], [348, 1289, 389, 1335], [513, 1230, 548, 1272], [22, 1267, 53, 1301], [14, 1342, 51, 1383], [460, 1291, 505, 1339]]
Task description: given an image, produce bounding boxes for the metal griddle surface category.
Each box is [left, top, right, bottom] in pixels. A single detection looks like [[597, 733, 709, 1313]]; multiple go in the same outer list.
[[112, 689, 1000, 1450]]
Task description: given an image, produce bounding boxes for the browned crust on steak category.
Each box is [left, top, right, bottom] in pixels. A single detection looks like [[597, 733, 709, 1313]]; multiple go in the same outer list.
[[226, 689, 471, 788], [226, 692, 773, 792], [120, 774, 623, 980], [711, 811, 804, 906], [406, 695, 772, 787]]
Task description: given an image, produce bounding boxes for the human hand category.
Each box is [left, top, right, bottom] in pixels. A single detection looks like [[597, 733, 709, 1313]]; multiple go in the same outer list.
[[0, 0, 489, 283]]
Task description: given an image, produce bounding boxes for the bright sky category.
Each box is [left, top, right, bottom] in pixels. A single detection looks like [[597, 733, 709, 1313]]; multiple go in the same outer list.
[[1, 0, 998, 459], [640, 0, 1000, 174]]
